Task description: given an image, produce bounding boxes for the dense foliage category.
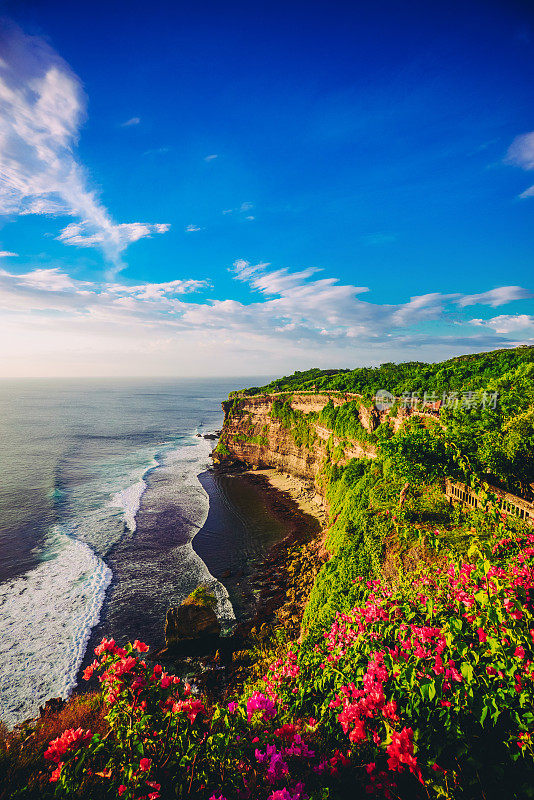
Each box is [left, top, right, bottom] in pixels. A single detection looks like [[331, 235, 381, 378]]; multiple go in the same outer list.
[[35, 494, 534, 800], [235, 347, 534, 400]]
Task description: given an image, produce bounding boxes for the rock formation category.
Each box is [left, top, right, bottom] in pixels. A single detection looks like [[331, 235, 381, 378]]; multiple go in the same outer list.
[[164, 589, 221, 656]]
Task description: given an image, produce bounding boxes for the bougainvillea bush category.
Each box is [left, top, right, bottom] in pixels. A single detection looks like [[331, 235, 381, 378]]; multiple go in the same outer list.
[[44, 511, 534, 800]]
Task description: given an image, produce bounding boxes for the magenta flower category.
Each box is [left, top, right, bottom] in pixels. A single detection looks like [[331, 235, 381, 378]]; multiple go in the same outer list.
[[246, 691, 277, 723]]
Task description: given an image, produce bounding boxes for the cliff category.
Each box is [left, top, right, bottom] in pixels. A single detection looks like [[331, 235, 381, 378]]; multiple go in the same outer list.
[[213, 392, 380, 495]]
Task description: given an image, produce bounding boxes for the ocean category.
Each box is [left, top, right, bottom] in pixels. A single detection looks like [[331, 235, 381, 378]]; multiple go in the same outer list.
[[0, 378, 283, 728]]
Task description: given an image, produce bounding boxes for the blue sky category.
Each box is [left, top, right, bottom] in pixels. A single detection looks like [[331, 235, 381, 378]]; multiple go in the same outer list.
[[0, 0, 533, 376]]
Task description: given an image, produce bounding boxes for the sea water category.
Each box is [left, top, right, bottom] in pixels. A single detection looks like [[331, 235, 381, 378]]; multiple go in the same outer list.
[[0, 378, 258, 727]]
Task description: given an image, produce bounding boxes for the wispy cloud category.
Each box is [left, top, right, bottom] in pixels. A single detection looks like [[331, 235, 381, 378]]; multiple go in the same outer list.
[[185, 224, 202, 232], [457, 286, 531, 308], [0, 250, 17, 257], [0, 259, 531, 375], [204, 154, 218, 162], [221, 201, 255, 219], [0, 22, 169, 271], [58, 222, 170, 247], [121, 116, 140, 127], [506, 132, 534, 169], [505, 131, 534, 198], [362, 233, 397, 246]]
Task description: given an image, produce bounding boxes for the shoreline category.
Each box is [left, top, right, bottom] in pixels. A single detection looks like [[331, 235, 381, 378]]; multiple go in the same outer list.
[[60, 446, 328, 712], [238, 467, 327, 529], [153, 461, 327, 695]]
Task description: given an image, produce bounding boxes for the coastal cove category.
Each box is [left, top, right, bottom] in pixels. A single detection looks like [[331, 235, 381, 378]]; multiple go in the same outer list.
[[1, 378, 296, 727], [3, 348, 534, 800]]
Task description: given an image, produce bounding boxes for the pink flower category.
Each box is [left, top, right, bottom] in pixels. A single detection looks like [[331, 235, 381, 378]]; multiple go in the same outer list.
[[246, 691, 277, 723], [227, 701, 238, 714], [118, 787, 127, 796], [255, 744, 289, 783], [477, 628, 487, 643], [139, 758, 152, 771], [515, 646, 526, 659]]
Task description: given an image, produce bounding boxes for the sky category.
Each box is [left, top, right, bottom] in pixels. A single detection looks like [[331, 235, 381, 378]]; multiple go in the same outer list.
[[0, 0, 533, 378]]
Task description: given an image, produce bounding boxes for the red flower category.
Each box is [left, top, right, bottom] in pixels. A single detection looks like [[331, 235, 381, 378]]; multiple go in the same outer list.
[[133, 639, 149, 652], [172, 698, 205, 724], [45, 728, 92, 764], [49, 763, 63, 783], [386, 726, 422, 783], [139, 758, 152, 771], [118, 786, 127, 796]]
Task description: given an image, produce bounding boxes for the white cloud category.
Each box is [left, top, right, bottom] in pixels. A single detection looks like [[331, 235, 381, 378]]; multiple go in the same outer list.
[[107, 278, 209, 300], [58, 221, 170, 248], [185, 224, 202, 232], [505, 132, 534, 199], [16, 267, 81, 291], [121, 117, 140, 127], [457, 286, 531, 308], [0, 23, 168, 269], [471, 314, 534, 334], [0, 250, 17, 257], [506, 132, 534, 170], [204, 154, 218, 161], [0, 259, 530, 376], [221, 202, 256, 219]]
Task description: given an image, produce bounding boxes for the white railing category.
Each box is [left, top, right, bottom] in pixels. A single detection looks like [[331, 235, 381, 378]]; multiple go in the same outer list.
[[445, 479, 534, 522]]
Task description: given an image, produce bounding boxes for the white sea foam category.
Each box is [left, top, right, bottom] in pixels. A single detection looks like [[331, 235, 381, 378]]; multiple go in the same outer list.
[[0, 433, 230, 728], [0, 529, 111, 728], [110, 457, 158, 532], [150, 436, 235, 625]]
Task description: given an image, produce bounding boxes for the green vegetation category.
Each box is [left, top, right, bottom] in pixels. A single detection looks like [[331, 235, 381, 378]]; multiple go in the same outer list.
[[3, 346, 534, 800], [229, 347, 534, 497], [239, 346, 534, 399], [185, 586, 217, 609], [271, 397, 318, 449], [317, 399, 378, 444]]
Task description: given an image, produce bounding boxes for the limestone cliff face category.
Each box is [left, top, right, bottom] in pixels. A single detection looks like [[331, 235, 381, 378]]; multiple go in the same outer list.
[[213, 393, 378, 493]]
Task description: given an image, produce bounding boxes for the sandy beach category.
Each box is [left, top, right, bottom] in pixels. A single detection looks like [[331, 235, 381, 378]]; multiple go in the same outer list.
[[242, 468, 328, 528]]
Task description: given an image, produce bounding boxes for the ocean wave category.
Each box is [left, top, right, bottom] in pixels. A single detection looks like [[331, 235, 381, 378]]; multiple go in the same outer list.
[[0, 529, 111, 728], [140, 436, 236, 625], [110, 457, 159, 532]]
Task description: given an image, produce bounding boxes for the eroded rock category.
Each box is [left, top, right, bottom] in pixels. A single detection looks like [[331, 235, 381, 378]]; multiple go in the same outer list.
[[165, 602, 220, 647]]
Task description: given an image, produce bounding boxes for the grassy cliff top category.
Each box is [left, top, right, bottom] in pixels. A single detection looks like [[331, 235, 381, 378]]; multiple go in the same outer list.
[[231, 345, 534, 399]]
